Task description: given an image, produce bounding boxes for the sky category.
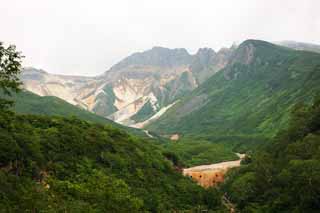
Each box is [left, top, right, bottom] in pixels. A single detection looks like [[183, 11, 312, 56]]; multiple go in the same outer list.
[[1, 0, 319, 76]]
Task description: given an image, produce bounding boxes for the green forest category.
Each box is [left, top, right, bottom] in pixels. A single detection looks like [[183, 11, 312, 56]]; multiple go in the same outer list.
[[0, 110, 225, 212], [222, 98, 320, 212]]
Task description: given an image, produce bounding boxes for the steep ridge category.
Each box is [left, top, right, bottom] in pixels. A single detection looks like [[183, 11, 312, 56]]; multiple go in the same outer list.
[[147, 40, 320, 140], [22, 46, 233, 126]]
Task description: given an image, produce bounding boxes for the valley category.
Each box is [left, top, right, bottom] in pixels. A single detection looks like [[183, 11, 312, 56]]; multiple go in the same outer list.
[[1, 1, 320, 211], [2, 39, 320, 212]]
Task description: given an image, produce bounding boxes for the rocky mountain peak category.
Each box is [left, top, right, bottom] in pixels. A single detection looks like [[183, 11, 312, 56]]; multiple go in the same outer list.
[[194, 48, 216, 64], [190, 48, 216, 74], [230, 40, 257, 65], [108, 46, 192, 72]]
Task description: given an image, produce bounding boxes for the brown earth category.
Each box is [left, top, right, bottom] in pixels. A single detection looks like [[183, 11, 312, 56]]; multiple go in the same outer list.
[[183, 153, 245, 188]]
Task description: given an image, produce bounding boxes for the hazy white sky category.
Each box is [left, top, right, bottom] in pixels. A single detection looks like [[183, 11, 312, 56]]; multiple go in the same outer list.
[[1, 0, 319, 76]]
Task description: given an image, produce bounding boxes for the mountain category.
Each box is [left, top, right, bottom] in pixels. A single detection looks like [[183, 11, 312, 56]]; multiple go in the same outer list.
[[147, 40, 320, 141], [21, 46, 233, 127], [276, 40, 320, 53]]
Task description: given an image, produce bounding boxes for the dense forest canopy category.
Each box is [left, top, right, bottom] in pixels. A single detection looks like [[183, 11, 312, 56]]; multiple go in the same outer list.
[[222, 97, 320, 212]]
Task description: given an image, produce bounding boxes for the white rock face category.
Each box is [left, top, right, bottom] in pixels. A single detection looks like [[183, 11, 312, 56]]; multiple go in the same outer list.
[[21, 68, 101, 109], [21, 66, 191, 127]]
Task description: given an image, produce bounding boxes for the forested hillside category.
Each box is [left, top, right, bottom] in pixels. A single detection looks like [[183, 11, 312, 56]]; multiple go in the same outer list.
[[0, 110, 224, 212], [222, 98, 320, 212]]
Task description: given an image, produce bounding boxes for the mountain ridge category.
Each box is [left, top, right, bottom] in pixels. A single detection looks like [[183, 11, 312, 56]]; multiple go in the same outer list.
[[22, 45, 233, 126], [21, 40, 320, 129], [147, 40, 320, 140]]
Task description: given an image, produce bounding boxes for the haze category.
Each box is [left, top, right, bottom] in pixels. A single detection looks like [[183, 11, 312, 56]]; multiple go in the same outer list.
[[1, 0, 319, 76]]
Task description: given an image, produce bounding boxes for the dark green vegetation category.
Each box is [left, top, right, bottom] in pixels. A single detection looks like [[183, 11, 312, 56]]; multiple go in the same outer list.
[[222, 98, 320, 212], [0, 42, 22, 95], [148, 40, 320, 145], [0, 111, 224, 212], [0, 42, 23, 110]]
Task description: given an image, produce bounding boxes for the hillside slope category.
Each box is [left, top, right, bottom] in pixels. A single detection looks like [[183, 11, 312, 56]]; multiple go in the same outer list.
[[147, 40, 320, 140], [222, 97, 320, 212], [5, 91, 145, 136], [0, 110, 222, 212]]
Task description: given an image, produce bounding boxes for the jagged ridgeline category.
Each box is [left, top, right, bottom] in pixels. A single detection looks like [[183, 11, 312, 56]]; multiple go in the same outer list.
[[147, 40, 320, 141]]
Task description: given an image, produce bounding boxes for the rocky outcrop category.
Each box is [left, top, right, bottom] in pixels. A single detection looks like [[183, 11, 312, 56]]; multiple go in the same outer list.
[[109, 47, 192, 71]]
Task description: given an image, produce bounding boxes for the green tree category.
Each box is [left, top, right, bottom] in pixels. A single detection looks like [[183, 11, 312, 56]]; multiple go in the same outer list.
[[0, 42, 23, 109]]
